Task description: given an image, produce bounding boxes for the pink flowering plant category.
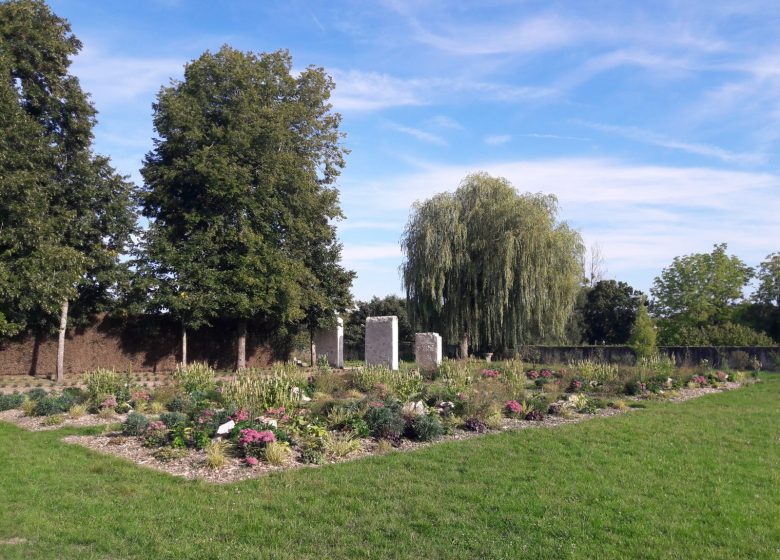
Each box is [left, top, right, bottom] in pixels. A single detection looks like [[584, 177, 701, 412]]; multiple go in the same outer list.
[[525, 370, 539, 380], [131, 390, 151, 403], [238, 428, 276, 459], [690, 375, 708, 387], [504, 400, 524, 417], [481, 369, 500, 379], [540, 369, 554, 379], [99, 394, 118, 410]]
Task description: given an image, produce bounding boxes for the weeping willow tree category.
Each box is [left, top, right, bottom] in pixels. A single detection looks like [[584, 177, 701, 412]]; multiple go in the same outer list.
[[401, 172, 584, 357]]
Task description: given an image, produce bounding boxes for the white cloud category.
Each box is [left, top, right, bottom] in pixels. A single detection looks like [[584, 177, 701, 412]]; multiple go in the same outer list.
[[428, 115, 463, 129], [384, 121, 447, 146], [575, 120, 767, 165], [484, 134, 511, 145], [340, 156, 780, 293], [72, 47, 183, 108], [329, 70, 428, 111]]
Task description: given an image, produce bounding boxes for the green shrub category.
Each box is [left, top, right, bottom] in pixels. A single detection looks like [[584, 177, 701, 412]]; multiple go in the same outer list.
[[299, 448, 325, 465], [408, 413, 443, 441], [34, 393, 75, 416], [123, 412, 150, 436], [25, 388, 47, 402], [42, 413, 66, 426], [172, 362, 216, 395], [222, 371, 301, 416], [0, 393, 24, 411], [364, 401, 406, 440], [349, 366, 423, 401], [160, 411, 188, 429], [84, 369, 120, 405], [204, 440, 230, 470]]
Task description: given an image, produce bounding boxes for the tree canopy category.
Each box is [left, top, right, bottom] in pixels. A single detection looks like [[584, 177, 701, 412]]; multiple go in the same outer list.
[[401, 172, 583, 355], [0, 0, 136, 368], [583, 280, 643, 345], [138, 46, 352, 367]]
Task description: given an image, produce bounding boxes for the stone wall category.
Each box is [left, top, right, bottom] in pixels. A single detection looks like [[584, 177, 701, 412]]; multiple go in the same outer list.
[[0, 315, 289, 376]]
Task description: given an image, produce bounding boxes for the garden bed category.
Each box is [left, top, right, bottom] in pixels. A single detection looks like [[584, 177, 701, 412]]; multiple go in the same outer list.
[[0, 408, 127, 431], [60, 381, 743, 484], [62, 406, 631, 483]]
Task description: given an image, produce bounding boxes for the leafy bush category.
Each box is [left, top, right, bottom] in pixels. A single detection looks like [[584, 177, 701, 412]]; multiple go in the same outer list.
[[349, 366, 423, 401], [152, 447, 187, 462], [25, 388, 47, 402], [525, 410, 545, 421], [143, 421, 170, 447], [0, 393, 24, 411], [222, 371, 301, 416], [84, 369, 120, 405], [34, 393, 75, 416], [123, 412, 150, 436], [172, 362, 216, 395], [160, 411, 188, 429], [408, 413, 443, 441], [299, 448, 325, 465], [363, 401, 405, 440], [463, 417, 487, 433]]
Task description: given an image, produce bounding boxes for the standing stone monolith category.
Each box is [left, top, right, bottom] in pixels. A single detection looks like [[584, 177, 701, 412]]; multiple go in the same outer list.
[[365, 316, 398, 370], [415, 332, 442, 371], [314, 317, 344, 367]]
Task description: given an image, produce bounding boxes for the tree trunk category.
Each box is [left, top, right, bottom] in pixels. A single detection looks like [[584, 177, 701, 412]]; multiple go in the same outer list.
[[236, 319, 247, 371], [181, 323, 188, 366], [56, 299, 69, 383], [310, 330, 317, 367], [459, 332, 469, 360]]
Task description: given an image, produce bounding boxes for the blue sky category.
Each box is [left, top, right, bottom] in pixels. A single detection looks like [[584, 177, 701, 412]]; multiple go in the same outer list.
[[54, 0, 780, 300]]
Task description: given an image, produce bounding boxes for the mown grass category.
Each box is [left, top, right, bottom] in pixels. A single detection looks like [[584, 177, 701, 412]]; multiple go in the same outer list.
[[1, 376, 779, 559]]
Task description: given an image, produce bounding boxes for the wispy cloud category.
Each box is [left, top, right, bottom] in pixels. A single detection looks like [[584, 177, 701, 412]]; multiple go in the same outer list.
[[329, 70, 428, 111], [428, 115, 462, 130], [484, 134, 511, 145], [575, 120, 767, 165], [72, 47, 183, 108], [384, 121, 447, 146], [522, 133, 590, 141]]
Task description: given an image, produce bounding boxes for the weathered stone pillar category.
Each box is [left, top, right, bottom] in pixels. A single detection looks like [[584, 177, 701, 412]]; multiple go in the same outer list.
[[415, 332, 442, 371], [314, 317, 344, 368], [365, 316, 398, 370]]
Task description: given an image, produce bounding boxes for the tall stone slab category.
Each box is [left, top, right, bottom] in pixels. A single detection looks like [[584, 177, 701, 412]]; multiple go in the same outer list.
[[314, 317, 344, 368], [415, 332, 442, 371], [365, 316, 398, 370]]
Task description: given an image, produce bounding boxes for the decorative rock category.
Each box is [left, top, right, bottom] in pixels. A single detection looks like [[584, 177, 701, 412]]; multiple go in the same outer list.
[[402, 400, 427, 417], [365, 316, 399, 370], [314, 317, 344, 367], [216, 419, 235, 435], [415, 332, 442, 371]]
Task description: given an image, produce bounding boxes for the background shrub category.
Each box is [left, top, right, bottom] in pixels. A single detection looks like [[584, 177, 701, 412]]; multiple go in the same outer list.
[[408, 413, 443, 441], [364, 402, 405, 440], [123, 412, 150, 435], [222, 371, 301, 416], [160, 411, 188, 429], [0, 393, 24, 411]]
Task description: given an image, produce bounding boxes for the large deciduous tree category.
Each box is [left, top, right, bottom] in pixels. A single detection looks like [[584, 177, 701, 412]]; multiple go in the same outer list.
[[649, 244, 772, 345], [0, 0, 136, 381], [582, 280, 643, 345], [401, 172, 584, 356], [139, 46, 352, 369]]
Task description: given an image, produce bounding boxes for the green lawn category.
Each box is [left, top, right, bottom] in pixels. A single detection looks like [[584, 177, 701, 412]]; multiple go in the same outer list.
[[1, 377, 779, 559]]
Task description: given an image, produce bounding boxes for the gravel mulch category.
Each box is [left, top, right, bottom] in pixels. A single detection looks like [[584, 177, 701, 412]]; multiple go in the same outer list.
[[0, 408, 127, 431]]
